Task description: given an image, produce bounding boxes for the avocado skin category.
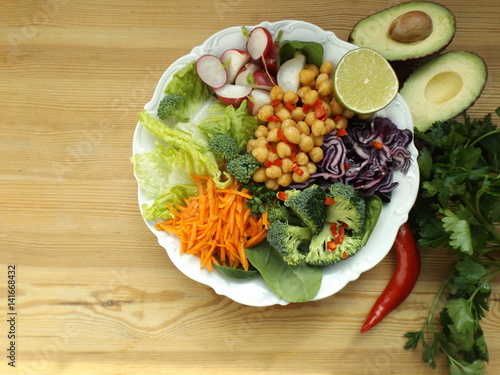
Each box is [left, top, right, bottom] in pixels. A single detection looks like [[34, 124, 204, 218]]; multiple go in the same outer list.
[[399, 51, 488, 132], [348, 1, 456, 66]]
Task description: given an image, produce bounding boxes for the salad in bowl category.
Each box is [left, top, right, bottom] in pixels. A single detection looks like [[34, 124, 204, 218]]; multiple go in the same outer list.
[[132, 20, 419, 307]]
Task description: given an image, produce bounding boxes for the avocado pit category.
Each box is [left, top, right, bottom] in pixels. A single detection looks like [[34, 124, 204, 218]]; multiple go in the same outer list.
[[389, 11, 433, 43]]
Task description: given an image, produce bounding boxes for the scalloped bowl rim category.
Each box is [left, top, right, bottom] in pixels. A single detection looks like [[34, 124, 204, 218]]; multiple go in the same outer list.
[[132, 20, 420, 307]]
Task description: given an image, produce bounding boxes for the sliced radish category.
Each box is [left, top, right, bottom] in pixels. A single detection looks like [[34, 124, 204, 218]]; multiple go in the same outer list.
[[248, 89, 271, 116], [246, 27, 273, 60], [234, 63, 261, 86], [277, 53, 306, 93], [251, 70, 275, 90], [213, 84, 252, 107], [196, 54, 227, 89], [263, 41, 280, 75], [220, 49, 251, 84]]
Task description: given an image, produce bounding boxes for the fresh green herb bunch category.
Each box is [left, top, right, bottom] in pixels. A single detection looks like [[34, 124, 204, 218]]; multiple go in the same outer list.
[[405, 109, 500, 374]]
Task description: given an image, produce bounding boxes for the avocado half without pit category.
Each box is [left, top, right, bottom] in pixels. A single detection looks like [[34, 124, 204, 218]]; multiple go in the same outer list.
[[348, 1, 456, 63], [400, 51, 488, 132]]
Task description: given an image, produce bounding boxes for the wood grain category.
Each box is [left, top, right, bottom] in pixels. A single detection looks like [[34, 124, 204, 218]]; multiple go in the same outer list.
[[1, 1, 499, 374]]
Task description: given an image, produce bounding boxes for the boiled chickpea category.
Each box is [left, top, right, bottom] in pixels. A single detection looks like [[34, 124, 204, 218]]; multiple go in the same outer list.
[[280, 157, 293, 173], [315, 73, 329, 89], [358, 113, 374, 120], [255, 136, 268, 148], [336, 116, 348, 129], [270, 85, 284, 101], [283, 90, 299, 104], [246, 139, 256, 153], [291, 106, 306, 122], [273, 103, 285, 113], [281, 118, 296, 130], [252, 146, 269, 163], [299, 135, 314, 153], [317, 79, 333, 97], [295, 152, 309, 166], [308, 147, 324, 163], [311, 119, 327, 137], [304, 64, 319, 77], [277, 173, 292, 187], [265, 178, 280, 191], [267, 121, 281, 130], [304, 111, 316, 127], [322, 101, 332, 118], [296, 121, 310, 136], [267, 152, 279, 162], [342, 108, 355, 119], [252, 167, 268, 183], [292, 167, 310, 183], [311, 134, 324, 147], [266, 128, 280, 143], [266, 165, 282, 179], [255, 125, 269, 138], [276, 141, 292, 159], [275, 108, 291, 121], [329, 97, 344, 116], [283, 126, 301, 144], [257, 105, 274, 122], [319, 61, 333, 75], [325, 118, 336, 133], [299, 68, 316, 85], [306, 161, 317, 174], [297, 86, 312, 100], [303, 89, 319, 106]]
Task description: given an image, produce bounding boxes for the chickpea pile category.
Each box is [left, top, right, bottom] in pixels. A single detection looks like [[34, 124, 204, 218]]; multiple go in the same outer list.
[[246, 61, 357, 191]]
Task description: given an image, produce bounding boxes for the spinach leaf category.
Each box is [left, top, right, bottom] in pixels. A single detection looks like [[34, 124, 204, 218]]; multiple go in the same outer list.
[[245, 240, 322, 303], [361, 194, 383, 247], [278, 40, 324, 68], [214, 264, 259, 280]]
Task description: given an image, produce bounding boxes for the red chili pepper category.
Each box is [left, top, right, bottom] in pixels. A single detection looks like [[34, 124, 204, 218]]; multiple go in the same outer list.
[[372, 141, 384, 149], [263, 160, 273, 168], [277, 191, 288, 201], [360, 222, 421, 333], [266, 142, 277, 154], [267, 114, 281, 123], [324, 197, 335, 206], [302, 104, 311, 112], [273, 158, 283, 167], [336, 128, 348, 137], [327, 241, 337, 251], [313, 99, 328, 121], [285, 102, 297, 112], [270, 100, 282, 107]]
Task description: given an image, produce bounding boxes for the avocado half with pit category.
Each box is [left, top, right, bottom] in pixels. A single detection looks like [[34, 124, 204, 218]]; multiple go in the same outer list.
[[348, 1, 456, 63], [400, 51, 487, 132]]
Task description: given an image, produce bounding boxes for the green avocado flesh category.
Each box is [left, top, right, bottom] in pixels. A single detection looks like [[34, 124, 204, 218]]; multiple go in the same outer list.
[[400, 51, 487, 132], [348, 1, 455, 61]]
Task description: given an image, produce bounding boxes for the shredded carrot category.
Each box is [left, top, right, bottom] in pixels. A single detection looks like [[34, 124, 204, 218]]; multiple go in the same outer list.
[[155, 175, 268, 272]]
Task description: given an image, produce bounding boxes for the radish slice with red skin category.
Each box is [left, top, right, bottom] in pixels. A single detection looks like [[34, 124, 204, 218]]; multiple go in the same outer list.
[[246, 27, 273, 60], [248, 89, 271, 116], [235, 63, 261, 86], [251, 70, 275, 90], [196, 54, 227, 89], [213, 84, 252, 107], [220, 49, 251, 84]]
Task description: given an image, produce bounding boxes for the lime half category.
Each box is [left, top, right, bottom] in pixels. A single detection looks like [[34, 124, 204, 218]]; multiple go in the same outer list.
[[333, 48, 399, 114]]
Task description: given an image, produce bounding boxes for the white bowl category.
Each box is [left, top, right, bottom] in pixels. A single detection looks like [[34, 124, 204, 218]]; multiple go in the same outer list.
[[132, 20, 419, 307]]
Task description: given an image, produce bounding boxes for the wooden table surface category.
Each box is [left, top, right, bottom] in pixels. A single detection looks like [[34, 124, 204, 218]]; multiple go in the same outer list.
[[1, 1, 499, 374]]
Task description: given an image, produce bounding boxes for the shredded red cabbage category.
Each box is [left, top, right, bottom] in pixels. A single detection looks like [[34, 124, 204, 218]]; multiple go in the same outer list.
[[292, 117, 413, 202]]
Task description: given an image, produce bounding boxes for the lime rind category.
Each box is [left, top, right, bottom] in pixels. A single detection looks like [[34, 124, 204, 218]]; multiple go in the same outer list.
[[333, 48, 399, 114]]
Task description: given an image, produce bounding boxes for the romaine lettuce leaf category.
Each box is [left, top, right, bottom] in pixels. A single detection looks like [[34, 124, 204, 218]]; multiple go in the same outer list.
[[162, 61, 214, 123]]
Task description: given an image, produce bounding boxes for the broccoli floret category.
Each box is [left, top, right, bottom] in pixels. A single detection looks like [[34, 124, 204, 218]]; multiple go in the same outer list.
[[326, 183, 366, 233], [267, 202, 289, 224], [266, 221, 312, 266], [225, 153, 260, 184], [208, 133, 239, 160], [282, 184, 327, 235], [157, 93, 190, 122], [305, 223, 363, 266]]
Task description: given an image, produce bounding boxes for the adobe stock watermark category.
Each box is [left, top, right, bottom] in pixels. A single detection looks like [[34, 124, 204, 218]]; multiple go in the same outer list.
[[5, 0, 68, 63]]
